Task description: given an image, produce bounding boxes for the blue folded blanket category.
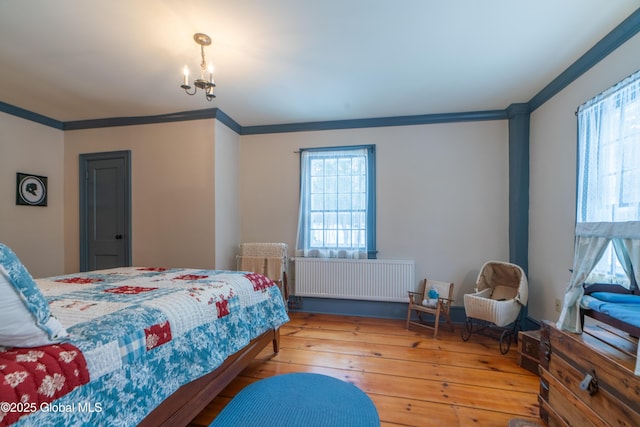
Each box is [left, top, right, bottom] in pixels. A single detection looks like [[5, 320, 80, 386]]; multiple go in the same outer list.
[[589, 291, 640, 304]]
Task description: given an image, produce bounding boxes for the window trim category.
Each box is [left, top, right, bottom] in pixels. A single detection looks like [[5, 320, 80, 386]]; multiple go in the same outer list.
[[298, 145, 376, 259]]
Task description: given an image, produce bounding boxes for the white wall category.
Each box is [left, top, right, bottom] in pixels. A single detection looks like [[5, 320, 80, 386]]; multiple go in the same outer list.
[[529, 33, 640, 322], [214, 120, 241, 270], [0, 112, 65, 277], [239, 120, 509, 302], [64, 119, 217, 272]]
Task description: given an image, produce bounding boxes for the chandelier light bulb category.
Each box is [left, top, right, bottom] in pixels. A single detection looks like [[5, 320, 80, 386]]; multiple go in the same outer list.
[[182, 66, 190, 87]]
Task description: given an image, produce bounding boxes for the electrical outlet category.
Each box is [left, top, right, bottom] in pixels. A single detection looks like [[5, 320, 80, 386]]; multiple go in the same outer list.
[[555, 298, 562, 313]]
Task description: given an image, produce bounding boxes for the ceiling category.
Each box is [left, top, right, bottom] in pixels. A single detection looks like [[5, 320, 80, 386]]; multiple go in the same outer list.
[[0, 1, 638, 127]]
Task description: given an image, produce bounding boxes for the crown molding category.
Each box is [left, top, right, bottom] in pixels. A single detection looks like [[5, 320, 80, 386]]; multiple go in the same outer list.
[[62, 109, 222, 131], [240, 110, 507, 135], [529, 7, 640, 111], [0, 101, 63, 130]]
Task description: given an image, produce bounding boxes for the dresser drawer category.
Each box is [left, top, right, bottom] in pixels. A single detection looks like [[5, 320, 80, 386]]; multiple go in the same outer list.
[[518, 329, 541, 375], [540, 365, 606, 427], [545, 356, 640, 426], [538, 393, 569, 427], [518, 354, 539, 375], [519, 329, 541, 359]]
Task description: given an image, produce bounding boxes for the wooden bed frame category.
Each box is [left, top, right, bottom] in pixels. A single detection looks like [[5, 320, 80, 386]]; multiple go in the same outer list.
[[580, 283, 640, 338], [581, 308, 640, 338], [138, 328, 280, 427]]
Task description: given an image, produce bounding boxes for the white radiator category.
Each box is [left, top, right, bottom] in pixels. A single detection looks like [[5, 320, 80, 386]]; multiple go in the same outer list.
[[294, 258, 415, 302]]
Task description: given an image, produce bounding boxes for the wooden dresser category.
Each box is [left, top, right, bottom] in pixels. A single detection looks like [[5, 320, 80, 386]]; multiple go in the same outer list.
[[538, 320, 640, 426]]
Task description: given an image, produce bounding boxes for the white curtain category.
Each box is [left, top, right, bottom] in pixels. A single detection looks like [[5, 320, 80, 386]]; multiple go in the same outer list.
[[622, 239, 640, 287], [576, 71, 640, 226], [556, 222, 640, 333], [296, 148, 368, 259], [557, 233, 610, 333], [558, 70, 640, 374]]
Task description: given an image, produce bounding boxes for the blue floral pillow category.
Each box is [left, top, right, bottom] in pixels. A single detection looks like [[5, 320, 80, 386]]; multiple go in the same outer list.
[[0, 243, 67, 347]]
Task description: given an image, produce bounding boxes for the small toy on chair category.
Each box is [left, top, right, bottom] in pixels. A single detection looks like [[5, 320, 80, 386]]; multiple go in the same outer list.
[[422, 288, 439, 308]]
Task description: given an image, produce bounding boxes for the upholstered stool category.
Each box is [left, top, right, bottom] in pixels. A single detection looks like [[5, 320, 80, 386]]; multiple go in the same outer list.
[[209, 373, 379, 426]]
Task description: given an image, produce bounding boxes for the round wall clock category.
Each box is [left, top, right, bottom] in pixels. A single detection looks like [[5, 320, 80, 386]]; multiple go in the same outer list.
[[16, 173, 48, 206]]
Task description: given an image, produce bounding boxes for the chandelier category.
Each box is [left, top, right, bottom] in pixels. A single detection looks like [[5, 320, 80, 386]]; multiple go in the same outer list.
[[181, 33, 216, 101]]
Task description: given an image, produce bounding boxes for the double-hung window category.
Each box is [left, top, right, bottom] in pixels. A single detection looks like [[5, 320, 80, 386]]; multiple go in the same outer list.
[[577, 70, 640, 288], [296, 145, 376, 259]]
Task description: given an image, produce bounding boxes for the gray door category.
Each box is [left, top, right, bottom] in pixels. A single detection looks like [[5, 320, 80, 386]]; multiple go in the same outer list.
[[79, 151, 131, 271]]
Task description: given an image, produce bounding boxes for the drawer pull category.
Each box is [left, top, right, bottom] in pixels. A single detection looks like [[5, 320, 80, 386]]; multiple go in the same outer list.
[[579, 371, 599, 396]]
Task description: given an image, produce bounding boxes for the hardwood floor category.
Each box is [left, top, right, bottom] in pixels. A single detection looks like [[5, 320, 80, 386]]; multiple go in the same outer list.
[[189, 312, 541, 427]]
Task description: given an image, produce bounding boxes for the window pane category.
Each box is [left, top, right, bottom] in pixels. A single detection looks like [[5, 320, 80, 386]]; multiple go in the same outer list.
[[338, 212, 351, 229], [325, 212, 337, 229], [311, 176, 323, 193], [310, 194, 323, 210], [338, 194, 351, 211], [352, 175, 365, 192], [353, 211, 365, 228], [325, 193, 337, 210], [310, 230, 323, 246], [310, 212, 324, 229], [622, 138, 640, 205], [324, 176, 337, 193], [352, 193, 365, 210], [586, 243, 630, 286], [338, 229, 351, 247], [298, 146, 375, 255], [337, 158, 351, 175], [352, 157, 364, 174], [325, 159, 337, 175], [324, 229, 337, 245], [310, 159, 324, 176], [337, 176, 350, 193]]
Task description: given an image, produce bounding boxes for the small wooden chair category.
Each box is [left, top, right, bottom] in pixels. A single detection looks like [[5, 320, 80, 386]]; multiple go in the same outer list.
[[406, 279, 454, 338]]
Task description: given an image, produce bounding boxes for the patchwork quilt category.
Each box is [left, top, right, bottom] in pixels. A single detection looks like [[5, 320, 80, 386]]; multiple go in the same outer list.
[[0, 267, 289, 426]]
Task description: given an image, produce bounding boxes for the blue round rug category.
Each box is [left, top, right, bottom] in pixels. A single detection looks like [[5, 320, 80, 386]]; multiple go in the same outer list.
[[209, 373, 380, 426]]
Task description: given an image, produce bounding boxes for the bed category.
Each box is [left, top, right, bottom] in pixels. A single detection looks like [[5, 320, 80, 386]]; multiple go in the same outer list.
[[580, 283, 640, 338], [0, 243, 289, 427]]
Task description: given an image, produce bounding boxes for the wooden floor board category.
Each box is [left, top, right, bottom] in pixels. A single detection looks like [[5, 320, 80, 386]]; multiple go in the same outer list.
[[188, 312, 541, 427]]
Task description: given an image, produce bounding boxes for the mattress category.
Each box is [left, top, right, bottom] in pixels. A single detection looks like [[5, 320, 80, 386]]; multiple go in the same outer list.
[[581, 291, 640, 329]]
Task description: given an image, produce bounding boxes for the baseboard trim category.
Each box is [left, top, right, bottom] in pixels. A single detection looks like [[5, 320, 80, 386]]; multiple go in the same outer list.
[[288, 296, 543, 331]]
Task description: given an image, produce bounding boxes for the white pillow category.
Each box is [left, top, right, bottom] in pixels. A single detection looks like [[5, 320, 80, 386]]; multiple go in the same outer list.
[[0, 244, 67, 347]]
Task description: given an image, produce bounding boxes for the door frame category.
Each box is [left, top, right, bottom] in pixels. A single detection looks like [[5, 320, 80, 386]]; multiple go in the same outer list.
[[79, 150, 132, 271]]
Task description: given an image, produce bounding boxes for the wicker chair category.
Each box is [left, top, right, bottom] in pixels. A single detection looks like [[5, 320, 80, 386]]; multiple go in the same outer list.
[[406, 279, 454, 338]]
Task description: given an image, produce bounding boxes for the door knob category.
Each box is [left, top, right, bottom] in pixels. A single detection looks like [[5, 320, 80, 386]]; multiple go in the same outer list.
[[115, 234, 123, 240]]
